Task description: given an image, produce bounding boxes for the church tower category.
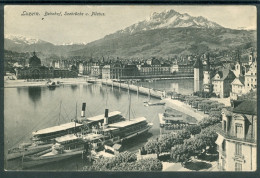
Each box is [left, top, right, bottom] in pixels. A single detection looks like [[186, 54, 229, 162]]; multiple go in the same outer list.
[[194, 56, 203, 92], [249, 50, 254, 66], [234, 50, 243, 77], [203, 54, 212, 92]]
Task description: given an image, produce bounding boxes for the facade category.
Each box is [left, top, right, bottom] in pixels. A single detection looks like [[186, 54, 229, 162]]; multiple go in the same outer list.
[[102, 65, 111, 79], [212, 68, 236, 98], [216, 100, 257, 171], [244, 60, 257, 93], [230, 76, 245, 100], [91, 65, 103, 78], [193, 57, 203, 92], [16, 52, 77, 79], [203, 55, 213, 92]]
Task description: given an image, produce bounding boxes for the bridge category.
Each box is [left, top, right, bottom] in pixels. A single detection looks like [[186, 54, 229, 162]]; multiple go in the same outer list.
[[100, 79, 166, 99]]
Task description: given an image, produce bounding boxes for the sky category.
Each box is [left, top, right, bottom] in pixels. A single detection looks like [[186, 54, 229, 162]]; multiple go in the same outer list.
[[4, 5, 257, 45]]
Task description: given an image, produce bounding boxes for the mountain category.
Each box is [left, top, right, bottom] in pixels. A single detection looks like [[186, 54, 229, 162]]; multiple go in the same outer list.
[[4, 9, 256, 59], [70, 9, 256, 58], [4, 35, 87, 56], [113, 9, 223, 36], [71, 28, 256, 58]]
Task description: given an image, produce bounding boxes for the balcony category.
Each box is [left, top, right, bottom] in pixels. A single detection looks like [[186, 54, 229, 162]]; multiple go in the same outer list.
[[216, 126, 256, 144]]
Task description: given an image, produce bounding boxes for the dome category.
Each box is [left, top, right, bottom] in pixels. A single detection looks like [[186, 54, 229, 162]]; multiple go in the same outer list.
[[29, 52, 41, 67]]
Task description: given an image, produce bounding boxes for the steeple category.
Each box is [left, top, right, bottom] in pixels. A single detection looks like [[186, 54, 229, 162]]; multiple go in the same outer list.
[[205, 53, 210, 71], [193, 57, 202, 69]]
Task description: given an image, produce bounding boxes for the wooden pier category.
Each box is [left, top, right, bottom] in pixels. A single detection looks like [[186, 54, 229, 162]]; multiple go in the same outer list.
[[100, 79, 166, 99]]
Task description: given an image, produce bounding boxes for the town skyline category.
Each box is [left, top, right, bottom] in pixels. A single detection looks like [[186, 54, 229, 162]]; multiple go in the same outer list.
[[5, 5, 257, 45]]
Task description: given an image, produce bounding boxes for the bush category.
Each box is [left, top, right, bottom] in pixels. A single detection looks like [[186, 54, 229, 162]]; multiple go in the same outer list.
[[85, 156, 163, 171], [185, 125, 201, 135], [170, 144, 191, 164], [112, 158, 163, 171], [85, 151, 137, 171]]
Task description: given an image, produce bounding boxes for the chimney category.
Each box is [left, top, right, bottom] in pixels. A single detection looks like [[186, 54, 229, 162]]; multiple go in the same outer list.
[[104, 109, 109, 125], [81, 103, 86, 117]]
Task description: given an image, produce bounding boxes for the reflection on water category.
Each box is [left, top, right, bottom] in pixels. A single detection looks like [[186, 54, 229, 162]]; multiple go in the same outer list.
[[5, 79, 194, 170], [28, 87, 42, 104], [70, 85, 78, 91]]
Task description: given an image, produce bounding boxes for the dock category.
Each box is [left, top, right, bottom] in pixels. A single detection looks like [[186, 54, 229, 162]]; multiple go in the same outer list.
[[100, 79, 166, 99]]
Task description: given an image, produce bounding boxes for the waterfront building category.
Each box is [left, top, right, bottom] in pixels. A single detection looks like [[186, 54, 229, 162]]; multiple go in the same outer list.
[[216, 100, 257, 171], [78, 62, 84, 75], [91, 65, 103, 78], [102, 65, 111, 79], [212, 68, 236, 98], [15, 52, 77, 79], [193, 57, 203, 92], [139, 58, 171, 76], [203, 54, 213, 92]]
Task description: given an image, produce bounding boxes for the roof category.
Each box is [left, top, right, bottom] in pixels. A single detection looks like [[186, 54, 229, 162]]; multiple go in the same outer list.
[[213, 68, 235, 81], [193, 58, 202, 68], [233, 100, 257, 115], [82, 133, 104, 141], [108, 117, 147, 128], [222, 108, 233, 117], [86, 111, 121, 122], [32, 122, 83, 136], [231, 75, 245, 86], [113, 144, 122, 150], [55, 134, 79, 143]]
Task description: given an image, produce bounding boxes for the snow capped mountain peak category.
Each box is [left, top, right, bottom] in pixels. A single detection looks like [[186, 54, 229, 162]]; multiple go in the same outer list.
[[5, 34, 47, 45], [115, 9, 223, 35]]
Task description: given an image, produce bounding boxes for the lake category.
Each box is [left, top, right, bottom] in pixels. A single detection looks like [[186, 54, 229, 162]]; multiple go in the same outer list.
[[4, 79, 194, 170]]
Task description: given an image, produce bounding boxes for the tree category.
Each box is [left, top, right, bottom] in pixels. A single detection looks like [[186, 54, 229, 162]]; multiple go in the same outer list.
[[186, 125, 201, 136], [170, 144, 191, 165]]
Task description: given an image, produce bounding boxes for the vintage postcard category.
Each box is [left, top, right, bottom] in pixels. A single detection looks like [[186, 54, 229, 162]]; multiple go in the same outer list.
[[3, 5, 257, 172]]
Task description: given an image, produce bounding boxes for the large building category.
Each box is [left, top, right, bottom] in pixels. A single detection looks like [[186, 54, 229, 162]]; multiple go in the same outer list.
[[216, 100, 257, 171], [212, 68, 236, 98], [15, 52, 77, 79]]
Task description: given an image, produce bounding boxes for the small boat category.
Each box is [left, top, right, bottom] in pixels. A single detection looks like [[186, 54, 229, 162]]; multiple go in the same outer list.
[[7, 142, 53, 160], [47, 81, 61, 88], [143, 101, 165, 106], [22, 134, 86, 169]]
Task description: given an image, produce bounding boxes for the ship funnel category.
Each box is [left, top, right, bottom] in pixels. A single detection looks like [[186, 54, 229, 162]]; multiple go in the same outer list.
[[81, 103, 86, 117], [104, 109, 109, 125]]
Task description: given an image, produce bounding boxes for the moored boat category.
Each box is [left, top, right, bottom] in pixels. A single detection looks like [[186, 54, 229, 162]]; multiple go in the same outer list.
[[22, 134, 86, 169], [7, 142, 53, 160]]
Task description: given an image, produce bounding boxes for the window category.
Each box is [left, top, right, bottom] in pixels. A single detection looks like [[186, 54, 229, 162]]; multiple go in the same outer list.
[[235, 124, 243, 138], [235, 162, 242, 171], [235, 143, 242, 156]]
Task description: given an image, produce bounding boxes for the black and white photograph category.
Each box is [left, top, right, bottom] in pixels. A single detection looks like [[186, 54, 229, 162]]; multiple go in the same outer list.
[[3, 5, 257, 172]]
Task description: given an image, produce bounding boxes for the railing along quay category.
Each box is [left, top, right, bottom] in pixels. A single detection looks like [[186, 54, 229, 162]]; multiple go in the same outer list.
[[101, 80, 166, 99]]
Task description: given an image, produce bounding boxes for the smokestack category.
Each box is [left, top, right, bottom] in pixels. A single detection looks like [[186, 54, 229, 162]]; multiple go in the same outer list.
[[104, 109, 109, 125], [81, 103, 86, 117]]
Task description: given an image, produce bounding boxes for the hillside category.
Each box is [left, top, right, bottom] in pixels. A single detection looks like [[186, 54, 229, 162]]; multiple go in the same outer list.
[[71, 28, 256, 58]]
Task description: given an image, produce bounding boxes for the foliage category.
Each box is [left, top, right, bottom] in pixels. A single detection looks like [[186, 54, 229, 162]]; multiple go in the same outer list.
[[85, 156, 162, 171], [185, 125, 201, 135], [198, 116, 221, 129], [111, 158, 163, 171], [85, 151, 137, 171], [144, 129, 191, 154], [171, 125, 218, 162], [170, 144, 191, 164]]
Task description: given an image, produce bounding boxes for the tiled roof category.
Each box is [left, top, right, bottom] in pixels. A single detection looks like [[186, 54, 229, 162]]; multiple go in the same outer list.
[[233, 100, 257, 115]]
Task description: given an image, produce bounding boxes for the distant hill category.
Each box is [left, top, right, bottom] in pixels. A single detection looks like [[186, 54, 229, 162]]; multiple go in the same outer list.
[[71, 28, 256, 58], [4, 9, 256, 59]]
